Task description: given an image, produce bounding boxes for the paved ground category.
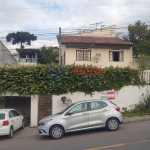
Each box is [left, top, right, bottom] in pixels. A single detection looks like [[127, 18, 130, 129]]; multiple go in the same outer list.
[[14, 127, 38, 138], [13, 115, 150, 139], [123, 115, 150, 124]]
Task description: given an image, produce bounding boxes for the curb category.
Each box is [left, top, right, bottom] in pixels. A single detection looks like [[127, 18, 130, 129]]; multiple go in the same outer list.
[[123, 116, 150, 124]]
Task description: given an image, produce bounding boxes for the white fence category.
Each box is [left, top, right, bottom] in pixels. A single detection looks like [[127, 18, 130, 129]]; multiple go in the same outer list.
[[143, 70, 150, 84]]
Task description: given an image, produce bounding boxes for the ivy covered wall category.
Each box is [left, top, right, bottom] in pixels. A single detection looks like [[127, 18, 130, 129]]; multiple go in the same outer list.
[[0, 64, 141, 96]]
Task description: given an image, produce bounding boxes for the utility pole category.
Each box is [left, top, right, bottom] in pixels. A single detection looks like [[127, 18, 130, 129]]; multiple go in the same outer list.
[[59, 27, 61, 65], [90, 22, 103, 29]]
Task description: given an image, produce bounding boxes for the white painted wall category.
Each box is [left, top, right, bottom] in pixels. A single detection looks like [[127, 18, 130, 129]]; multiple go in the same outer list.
[[52, 85, 150, 114], [30, 95, 38, 127], [64, 45, 133, 68], [0, 42, 17, 67], [73, 25, 116, 37]]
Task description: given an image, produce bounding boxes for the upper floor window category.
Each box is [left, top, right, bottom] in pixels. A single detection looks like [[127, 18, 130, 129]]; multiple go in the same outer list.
[[109, 50, 123, 62], [76, 48, 91, 61], [90, 101, 108, 110]]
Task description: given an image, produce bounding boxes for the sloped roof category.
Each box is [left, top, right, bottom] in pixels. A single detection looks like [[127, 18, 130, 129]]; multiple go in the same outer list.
[[16, 48, 39, 53], [58, 36, 133, 45], [0, 41, 17, 64]]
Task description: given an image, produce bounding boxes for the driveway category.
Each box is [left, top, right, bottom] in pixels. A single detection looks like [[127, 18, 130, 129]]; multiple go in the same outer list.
[[13, 127, 38, 138]]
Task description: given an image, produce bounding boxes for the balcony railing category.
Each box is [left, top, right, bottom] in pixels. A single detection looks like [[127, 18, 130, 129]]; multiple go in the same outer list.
[[19, 58, 37, 63]]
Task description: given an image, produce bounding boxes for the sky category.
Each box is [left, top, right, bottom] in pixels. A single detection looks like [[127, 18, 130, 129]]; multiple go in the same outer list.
[[0, 0, 150, 53]]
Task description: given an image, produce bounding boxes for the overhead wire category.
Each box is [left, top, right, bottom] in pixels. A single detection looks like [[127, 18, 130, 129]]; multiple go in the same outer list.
[[0, 2, 150, 11], [0, 21, 150, 35], [0, 22, 150, 42]]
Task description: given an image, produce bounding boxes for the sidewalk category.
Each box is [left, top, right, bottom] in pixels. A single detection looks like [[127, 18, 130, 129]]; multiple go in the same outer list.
[[123, 115, 150, 124], [14, 127, 38, 138], [14, 115, 150, 139]]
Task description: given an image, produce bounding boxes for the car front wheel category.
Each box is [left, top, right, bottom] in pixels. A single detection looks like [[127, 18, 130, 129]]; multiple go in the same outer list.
[[106, 118, 119, 131], [50, 125, 64, 139]]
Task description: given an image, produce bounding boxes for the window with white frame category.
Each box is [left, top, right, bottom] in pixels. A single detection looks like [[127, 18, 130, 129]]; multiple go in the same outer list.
[[76, 48, 91, 61], [109, 50, 123, 62]]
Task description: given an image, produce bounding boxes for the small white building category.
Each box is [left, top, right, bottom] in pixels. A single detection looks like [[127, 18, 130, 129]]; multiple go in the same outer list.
[[0, 41, 17, 67], [16, 48, 39, 66]]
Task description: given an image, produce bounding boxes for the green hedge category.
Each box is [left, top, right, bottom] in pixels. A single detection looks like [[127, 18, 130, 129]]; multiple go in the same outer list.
[[0, 64, 141, 96]]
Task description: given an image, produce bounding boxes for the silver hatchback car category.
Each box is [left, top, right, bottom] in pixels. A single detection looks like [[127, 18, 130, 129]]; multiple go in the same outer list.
[[38, 99, 123, 139]]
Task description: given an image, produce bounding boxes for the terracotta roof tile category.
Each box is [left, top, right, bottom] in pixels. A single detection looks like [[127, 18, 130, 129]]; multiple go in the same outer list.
[[58, 36, 133, 45]]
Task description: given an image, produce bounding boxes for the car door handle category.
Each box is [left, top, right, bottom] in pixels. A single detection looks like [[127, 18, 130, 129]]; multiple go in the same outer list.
[[103, 109, 108, 112]]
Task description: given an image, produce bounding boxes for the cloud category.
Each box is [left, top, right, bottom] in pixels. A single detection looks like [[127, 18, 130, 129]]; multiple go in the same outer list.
[[0, 0, 150, 52], [3, 39, 58, 54]]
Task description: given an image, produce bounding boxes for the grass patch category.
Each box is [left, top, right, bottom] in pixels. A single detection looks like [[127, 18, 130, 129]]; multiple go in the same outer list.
[[121, 94, 150, 117], [122, 111, 150, 117]]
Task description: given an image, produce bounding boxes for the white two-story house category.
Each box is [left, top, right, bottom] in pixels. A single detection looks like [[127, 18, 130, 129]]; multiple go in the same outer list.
[[58, 25, 135, 68]]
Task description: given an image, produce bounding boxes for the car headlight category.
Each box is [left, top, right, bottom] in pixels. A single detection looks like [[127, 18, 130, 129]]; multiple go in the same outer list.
[[39, 119, 53, 126]]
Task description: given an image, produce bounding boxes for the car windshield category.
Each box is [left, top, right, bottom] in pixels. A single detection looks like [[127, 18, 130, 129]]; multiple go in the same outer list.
[[57, 103, 75, 115], [109, 101, 117, 106], [0, 113, 5, 120]]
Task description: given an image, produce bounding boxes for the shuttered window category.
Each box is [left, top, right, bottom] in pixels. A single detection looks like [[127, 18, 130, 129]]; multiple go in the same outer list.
[[76, 48, 91, 61], [109, 50, 123, 62]]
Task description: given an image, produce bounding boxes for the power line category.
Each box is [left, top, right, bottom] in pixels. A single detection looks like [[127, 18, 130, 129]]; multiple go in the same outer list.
[[34, 33, 58, 35], [1, 20, 150, 34], [90, 22, 103, 29], [0, 2, 150, 11], [0, 27, 127, 34], [0, 28, 59, 34], [0, 23, 150, 40]]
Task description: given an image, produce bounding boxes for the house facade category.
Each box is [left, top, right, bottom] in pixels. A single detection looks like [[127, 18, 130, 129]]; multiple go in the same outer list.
[[57, 25, 135, 68], [12, 53, 17, 61], [74, 25, 116, 38], [0, 41, 17, 67], [59, 36, 134, 68]]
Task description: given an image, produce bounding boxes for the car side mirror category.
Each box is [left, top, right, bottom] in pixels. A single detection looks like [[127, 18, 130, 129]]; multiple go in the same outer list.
[[67, 111, 74, 115]]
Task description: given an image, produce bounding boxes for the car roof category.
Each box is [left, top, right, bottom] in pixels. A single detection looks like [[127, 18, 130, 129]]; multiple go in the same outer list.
[[0, 109, 14, 113], [73, 99, 110, 104]]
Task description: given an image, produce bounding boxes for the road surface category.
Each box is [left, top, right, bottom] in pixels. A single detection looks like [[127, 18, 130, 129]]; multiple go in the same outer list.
[[1, 121, 150, 150]]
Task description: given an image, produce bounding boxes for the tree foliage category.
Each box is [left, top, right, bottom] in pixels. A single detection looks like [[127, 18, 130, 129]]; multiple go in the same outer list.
[[135, 56, 150, 70], [38, 46, 59, 64], [6, 31, 37, 49], [122, 20, 150, 56]]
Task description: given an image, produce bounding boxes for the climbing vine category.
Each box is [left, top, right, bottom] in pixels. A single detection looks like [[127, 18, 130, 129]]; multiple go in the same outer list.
[[0, 64, 141, 96]]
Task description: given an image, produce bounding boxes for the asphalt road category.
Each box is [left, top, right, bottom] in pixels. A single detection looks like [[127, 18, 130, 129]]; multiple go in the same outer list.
[[1, 121, 150, 150]]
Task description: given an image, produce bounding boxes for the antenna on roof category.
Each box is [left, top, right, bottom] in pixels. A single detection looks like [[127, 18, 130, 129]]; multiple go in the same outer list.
[[101, 25, 105, 31], [90, 22, 103, 30], [77, 29, 83, 34]]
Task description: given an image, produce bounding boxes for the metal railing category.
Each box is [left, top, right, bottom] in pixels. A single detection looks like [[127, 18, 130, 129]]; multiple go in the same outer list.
[[19, 58, 37, 63]]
